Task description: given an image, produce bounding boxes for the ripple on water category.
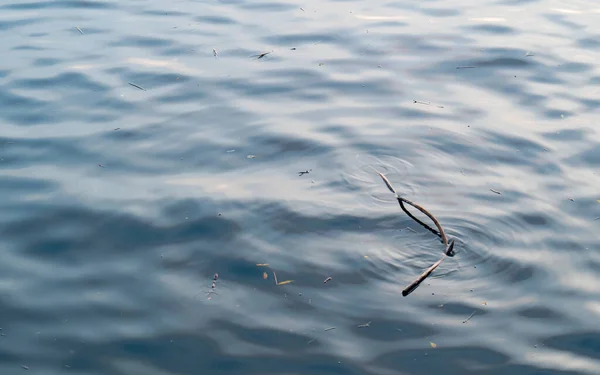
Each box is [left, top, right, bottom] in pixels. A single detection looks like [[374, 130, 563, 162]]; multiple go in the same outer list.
[[2, 0, 600, 374]]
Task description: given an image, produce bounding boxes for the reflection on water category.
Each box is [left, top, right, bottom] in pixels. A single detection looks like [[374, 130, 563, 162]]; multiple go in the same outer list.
[[1, 0, 600, 374]]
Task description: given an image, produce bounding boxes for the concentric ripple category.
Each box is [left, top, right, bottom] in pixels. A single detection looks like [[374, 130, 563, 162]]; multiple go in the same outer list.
[[1, 0, 600, 374]]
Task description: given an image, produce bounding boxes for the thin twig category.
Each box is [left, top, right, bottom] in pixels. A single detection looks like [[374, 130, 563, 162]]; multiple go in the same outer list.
[[377, 172, 448, 246], [400, 201, 441, 238], [377, 172, 455, 296], [128, 82, 146, 91], [398, 196, 448, 247], [462, 311, 476, 324], [402, 240, 454, 296]]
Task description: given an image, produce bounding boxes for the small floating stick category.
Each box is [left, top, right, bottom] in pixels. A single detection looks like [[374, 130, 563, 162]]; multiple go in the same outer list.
[[377, 172, 448, 246], [128, 82, 146, 91], [377, 172, 454, 296], [462, 310, 476, 324], [402, 240, 454, 296]]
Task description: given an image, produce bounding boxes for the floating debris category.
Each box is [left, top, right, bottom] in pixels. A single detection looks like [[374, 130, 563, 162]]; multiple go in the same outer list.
[[456, 66, 476, 69], [430, 342, 437, 348], [307, 338, 316, 344], [21, 365, 29, 370], [75, 26, 83, 34], [128, 82, 146, 91], [413, 100, 444, 108], [207, 273, 219, 299], [247, 155, 256, 159], [277, 280, 294, 286], [490, 188, 502, 195], [357, 321, 371, 328], [298, 169, 312, 176], [462, 311, 476, 324], [414, 100, 444, 108], [525, 52, 535, 57], [98, 164, 105, 168], [323, 277, 332, 284], [256, 263, 269, 267], [114, 127, 120, 131], [252, 51, 271, 60], [377, 172, 455, 297], [414, 100, 430, 105], [213, 48, 217, 57], [263, 272, 268, 280], [324, 327, 336, 332]]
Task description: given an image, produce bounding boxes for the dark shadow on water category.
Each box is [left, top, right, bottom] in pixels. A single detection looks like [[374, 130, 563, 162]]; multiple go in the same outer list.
[[466, 24, 516, 35], [543, 332, 600, 362]]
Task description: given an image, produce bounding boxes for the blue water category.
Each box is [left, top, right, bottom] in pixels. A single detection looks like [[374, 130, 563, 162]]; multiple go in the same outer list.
[[1, 0, 600, 374]]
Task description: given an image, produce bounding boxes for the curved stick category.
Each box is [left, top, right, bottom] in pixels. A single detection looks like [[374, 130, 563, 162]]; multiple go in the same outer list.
[[377, 172, 454, 296], [397, 196, 448, 247], [378, 172, 448, 246], [399, 200, 440, 238]]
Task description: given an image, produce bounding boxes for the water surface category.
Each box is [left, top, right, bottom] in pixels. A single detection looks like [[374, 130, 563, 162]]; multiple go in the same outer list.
[[1, 0, 600, 374]]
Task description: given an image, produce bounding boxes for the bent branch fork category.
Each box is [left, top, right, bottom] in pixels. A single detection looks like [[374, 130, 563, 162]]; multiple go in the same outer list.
[[377, 172, 455, 296]]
